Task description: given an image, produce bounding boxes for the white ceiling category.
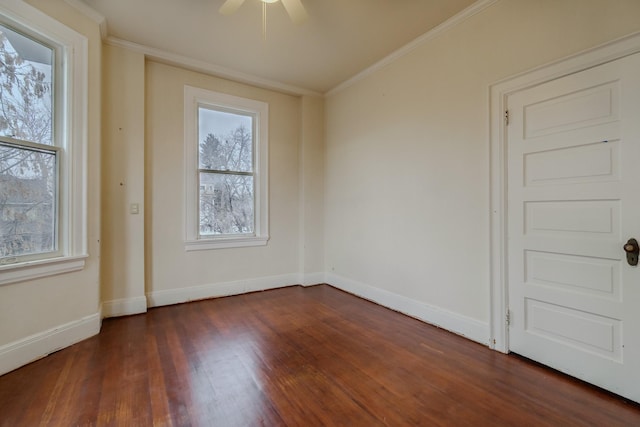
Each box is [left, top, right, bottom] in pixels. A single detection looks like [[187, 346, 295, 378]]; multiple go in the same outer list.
[[79, 0, 476, 94]]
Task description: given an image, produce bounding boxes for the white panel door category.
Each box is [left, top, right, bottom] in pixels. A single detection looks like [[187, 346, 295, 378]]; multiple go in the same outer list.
[[507, 53, 640, 402]]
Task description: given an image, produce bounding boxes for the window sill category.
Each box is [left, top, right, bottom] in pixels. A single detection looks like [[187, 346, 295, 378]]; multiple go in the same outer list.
[[0, 255, 88, 286], [184, 235, 269, 251]]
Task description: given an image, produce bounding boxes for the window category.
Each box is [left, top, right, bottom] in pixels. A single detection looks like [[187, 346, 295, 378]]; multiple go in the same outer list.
[[0, 24, 56, 262], [184, 86, 268, 250], [0, 2, 88, 285]]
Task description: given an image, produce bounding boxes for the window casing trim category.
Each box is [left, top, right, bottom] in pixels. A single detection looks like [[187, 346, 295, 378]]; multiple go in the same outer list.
[[0, 0, 88, 285], [184, 86, 269, 250]]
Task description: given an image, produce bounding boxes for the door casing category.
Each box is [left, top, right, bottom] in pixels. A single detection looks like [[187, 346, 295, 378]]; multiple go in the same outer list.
[[489, 31, 640, 353]]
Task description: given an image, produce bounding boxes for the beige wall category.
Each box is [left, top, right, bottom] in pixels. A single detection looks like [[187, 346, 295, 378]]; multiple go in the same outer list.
[[145, 61, 305, 298], [0, 0, 101, 346], [99, 54, 325, 308], [101, 45, 146, 310], [324, 0, 640, 326], [300, 96, 325, 279]]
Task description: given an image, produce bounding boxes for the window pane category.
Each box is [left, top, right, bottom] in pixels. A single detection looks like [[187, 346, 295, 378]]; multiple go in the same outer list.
[[0, 25, 54, 145], [198, 108, 253, 173], [199, 172, 254, 236], [0, 144, 56, 258]]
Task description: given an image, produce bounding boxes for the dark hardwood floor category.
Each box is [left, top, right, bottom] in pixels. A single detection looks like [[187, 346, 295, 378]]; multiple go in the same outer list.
[[1, 285, 639, 426]]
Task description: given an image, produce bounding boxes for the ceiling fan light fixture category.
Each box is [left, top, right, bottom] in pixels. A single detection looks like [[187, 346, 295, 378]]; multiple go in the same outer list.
[[219, 0, 308, 24]]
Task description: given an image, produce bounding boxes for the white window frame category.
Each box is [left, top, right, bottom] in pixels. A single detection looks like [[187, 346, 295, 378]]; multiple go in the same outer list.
[[184, 86, 269, 250], [0, 0, 88, 286]]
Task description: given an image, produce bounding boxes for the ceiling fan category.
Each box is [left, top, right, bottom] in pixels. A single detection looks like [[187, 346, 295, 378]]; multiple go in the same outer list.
[[219, 0, 308, 24]]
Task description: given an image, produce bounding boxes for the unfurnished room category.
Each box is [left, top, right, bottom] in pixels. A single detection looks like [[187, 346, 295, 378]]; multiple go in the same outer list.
[[1, 0, 640, 425]]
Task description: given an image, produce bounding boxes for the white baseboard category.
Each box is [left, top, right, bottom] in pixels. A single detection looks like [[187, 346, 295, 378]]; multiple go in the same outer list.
[[146, 273, 301, 308], [300, 272, 325, 286], [326, 273, 490, 346], [101, 296, 148, 318], [0, 312, 101, 376]]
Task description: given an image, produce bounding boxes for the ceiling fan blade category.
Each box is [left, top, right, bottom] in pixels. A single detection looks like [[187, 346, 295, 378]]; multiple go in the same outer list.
[[219, 0, 246, 15], [280, 0, 308, 24]]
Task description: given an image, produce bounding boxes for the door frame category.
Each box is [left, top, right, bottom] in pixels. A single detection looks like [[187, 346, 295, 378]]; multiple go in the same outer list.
[[489, 31, 640, 353]]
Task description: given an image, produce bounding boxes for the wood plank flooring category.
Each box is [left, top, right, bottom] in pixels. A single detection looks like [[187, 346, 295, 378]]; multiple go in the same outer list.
[[1, 285, 639, 426]]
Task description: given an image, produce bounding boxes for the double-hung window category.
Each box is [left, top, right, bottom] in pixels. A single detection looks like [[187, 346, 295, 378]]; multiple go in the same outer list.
[[0, 24, 56, 262], [0, 2, 88, 285], [184, 86, 269, 250]]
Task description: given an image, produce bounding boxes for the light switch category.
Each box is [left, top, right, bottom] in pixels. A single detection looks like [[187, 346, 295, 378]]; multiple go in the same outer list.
[[130, 203, 139, 214]]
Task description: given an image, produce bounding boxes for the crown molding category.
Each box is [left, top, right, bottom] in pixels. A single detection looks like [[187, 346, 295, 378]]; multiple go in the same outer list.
[[105, 36, 321, 97], [63, 0, 107, 38], [326, 0, 498, 97]]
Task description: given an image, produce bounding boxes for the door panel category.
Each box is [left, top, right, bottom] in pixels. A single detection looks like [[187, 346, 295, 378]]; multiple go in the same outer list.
[[523, 81, 619, 138], [524, 141, 619, 185], [525, 251, 619, 297], [525, 200, 619, 235], [507, 53, 640, 402], [525, 298, 622, 361]]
